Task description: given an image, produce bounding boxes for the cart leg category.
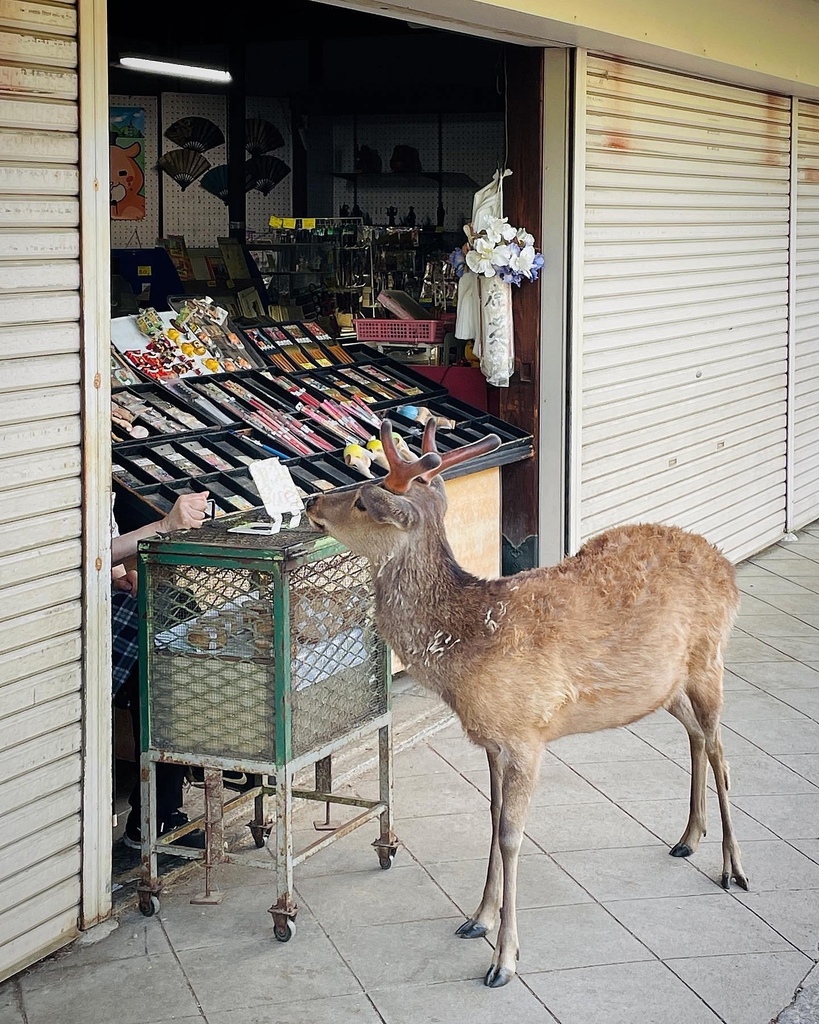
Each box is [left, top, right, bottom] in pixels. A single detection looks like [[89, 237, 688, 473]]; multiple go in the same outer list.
[[138, 753, 161, 916], [373, 724, 399, 869], [191, 768, 225, 905], [248, 774, 273, 849], [268, 766, 297, 941], [313, 755, 339, 831]]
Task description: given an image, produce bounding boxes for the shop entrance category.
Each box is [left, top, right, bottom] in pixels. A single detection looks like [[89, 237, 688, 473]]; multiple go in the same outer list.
[[104, 0, 549, 898]]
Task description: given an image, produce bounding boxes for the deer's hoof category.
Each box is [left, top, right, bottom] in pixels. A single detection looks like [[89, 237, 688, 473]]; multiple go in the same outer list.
[[455, 919, 488, 939], [721, 870, 750, 891], [670, 843, 693, 858], [484, 964, 515, 988]]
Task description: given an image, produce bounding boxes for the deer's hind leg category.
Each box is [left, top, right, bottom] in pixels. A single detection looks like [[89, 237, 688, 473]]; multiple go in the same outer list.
[[692, 688, 749, 897], [456, 744, 503, 939], [666, 692, 708, 858]]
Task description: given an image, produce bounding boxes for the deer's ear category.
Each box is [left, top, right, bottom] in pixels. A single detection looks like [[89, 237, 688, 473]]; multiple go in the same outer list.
[[362, 487, 420, 531]]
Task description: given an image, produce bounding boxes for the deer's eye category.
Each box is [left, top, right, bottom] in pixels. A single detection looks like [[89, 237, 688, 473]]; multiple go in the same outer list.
[[354, 496, 366, 512]]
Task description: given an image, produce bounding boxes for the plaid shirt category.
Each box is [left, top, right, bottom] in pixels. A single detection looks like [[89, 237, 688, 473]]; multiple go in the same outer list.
[[111, 589, 139, 695]]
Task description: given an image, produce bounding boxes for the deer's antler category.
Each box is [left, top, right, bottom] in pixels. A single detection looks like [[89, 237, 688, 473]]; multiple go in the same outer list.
[[418, 419, 502, 482], [380, 419, 441, 494]]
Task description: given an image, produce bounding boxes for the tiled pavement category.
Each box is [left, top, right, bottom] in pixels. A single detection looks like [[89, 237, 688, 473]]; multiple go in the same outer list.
[[5, 526, 819, 1023]]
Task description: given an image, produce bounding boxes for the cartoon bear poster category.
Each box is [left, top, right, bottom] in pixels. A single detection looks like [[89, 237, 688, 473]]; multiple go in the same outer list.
[[110, 107, 146, 220]]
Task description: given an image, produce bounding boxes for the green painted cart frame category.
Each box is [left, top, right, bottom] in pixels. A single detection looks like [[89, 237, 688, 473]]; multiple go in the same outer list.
[[134, 517, 397, 937]]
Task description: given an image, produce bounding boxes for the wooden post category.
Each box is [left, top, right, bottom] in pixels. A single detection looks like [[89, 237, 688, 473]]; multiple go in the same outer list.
[[496, 46, 544, 573]]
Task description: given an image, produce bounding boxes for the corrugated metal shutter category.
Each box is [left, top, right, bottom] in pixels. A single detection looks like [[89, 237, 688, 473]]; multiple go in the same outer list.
[[579, 57, 790, 562], [791, 100, 819, 531], [0, 0, 83, 981]]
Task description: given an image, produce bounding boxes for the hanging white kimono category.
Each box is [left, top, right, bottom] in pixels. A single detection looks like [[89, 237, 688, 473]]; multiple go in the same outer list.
[[454, 169, 515, 388]]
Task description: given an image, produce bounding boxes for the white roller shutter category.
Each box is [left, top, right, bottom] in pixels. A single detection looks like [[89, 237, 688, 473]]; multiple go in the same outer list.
[[790, 100, 819, 531], [0, 0, 83, 981], [578, 57, 790, 562]]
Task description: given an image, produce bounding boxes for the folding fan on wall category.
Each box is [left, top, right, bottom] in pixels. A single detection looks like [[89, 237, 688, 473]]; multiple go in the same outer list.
[[246, 156, 291, 196], [164, 116, 224, 153], [199, 164, 254, 204], [157, 149, 211, 190], [245, 118, 285, 157]]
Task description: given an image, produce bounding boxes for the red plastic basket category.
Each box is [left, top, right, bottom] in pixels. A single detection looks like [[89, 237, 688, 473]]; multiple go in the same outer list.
[[355, 319, 448, 344]]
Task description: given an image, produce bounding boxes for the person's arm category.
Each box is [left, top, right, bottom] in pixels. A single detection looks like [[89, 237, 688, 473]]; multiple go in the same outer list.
[[111, 491, 210, 565]]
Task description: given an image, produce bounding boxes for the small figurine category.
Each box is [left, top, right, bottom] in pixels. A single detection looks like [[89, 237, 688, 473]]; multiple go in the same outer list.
[[351, 202, 363, 219], [386, 205, 398, 227], [339, 203, 350, 218], [405, 205, 416, 227], [437, 201, 446, 228]]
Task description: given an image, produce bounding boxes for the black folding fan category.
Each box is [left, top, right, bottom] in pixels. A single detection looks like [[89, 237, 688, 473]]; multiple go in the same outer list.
[[164, 116, 224, 153], [157, 149, 211, 190]]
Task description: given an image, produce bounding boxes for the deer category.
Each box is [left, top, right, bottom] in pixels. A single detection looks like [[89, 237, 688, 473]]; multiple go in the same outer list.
[[304, 419, 748, 988]]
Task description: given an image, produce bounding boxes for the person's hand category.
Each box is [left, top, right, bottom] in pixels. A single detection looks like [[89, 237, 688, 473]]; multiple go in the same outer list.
[[112, 569, 139, 596], [159, 491, 209, 534]]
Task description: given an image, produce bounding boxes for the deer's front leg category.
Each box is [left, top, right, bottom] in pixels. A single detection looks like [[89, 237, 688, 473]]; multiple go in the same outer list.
[[485, 746, 541, 988], [456, 744, 503, 939]]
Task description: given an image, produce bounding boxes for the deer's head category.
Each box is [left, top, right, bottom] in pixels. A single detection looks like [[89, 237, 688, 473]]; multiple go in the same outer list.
[[304, 419, 501, 563]]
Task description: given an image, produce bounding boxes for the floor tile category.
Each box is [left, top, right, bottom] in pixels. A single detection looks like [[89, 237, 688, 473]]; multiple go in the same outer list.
[[296, 862, 459, 927], [732, 793, 819, 839], [552, 845, 717, 902], [34, 912, 169, 972], [727, 661, 819, 690], [425, 853, 593, 915], [393, 744, 457, 778], [604, 894, 791, 958], [720, 691, 806, 722], [398, 810, 541, 863], [536, 757, 611, 806], [791, 838, 819, 864], [176, 914, 360, 1012], [19, 954, 200, 1024], [515, 903, 653, 972], [762, 636, 819, 662], [548, 727, 663, 764], [293, 820, 395, 879], [628, 721, 759, 761], [736, 593, 783, 615], [758, 594, 819, 617], [723, 670, 757, 690], [371, 977, 555, 1023], [526, 960, 721, 1024], [0, 985, 23, 1024], [667, 951, 812, 1024], [781, 754, 819, 788], [572, 758, 693, 802], [774, 689, 819, 721], [709, 752, 819, 796], [724, 839, 819, 891], [727, 718, 819, 755], [750, 558, 819, 579], [207, 993, 383, 1024], [618, 798, 776, 847], [524, 799, 661, 853], [427, 735, 490, 773], [394, 769, 488, 818], [739, 577, 815, 597], [330, 916, 487, 989], [734, 889, 819, 952], [725, 636, 793, 663], [736, 615, 819, 638]]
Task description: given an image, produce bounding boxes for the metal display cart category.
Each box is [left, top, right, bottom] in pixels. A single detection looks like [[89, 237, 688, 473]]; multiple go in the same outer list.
[[135, 514, 397, 938]]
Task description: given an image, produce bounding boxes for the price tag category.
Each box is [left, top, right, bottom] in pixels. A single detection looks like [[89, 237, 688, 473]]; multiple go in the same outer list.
[[229, 458, 303, 535]]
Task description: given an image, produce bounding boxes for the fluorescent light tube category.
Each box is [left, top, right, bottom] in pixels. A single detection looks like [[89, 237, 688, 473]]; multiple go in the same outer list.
[[118, 56, 232, 83]]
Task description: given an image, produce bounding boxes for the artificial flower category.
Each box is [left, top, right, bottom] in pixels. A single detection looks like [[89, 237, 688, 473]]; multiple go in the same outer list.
[[516, 228, 535, 248], [466, 236, 499, 277], [485, 216, 518, 245]]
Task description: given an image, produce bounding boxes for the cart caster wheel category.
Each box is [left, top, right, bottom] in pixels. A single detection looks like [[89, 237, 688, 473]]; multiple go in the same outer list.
[[273, 919, 296, 942], [139, 895, 160, 917], [379, 853, 395, 870], [249, 824, 271, 849]]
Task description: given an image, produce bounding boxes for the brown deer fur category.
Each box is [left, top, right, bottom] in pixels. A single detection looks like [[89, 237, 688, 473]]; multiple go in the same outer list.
[[304, 421, 748, 988]]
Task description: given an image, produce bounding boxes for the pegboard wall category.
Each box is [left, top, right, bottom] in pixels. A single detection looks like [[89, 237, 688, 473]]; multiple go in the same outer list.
[[331, 113, 505, 230], [158, 93, 292, 248], [110, 95, 159, 249]]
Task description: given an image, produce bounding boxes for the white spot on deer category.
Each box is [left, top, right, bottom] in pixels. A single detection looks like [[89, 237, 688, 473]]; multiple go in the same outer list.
[[425, 629, 462, 661]]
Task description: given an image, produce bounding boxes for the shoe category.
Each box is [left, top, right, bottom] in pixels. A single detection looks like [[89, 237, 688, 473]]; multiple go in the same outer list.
[[121, 812, 206, 850]]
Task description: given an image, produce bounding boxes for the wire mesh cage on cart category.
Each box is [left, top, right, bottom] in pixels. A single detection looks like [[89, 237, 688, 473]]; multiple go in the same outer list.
[[138, 518, 389, 766]]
